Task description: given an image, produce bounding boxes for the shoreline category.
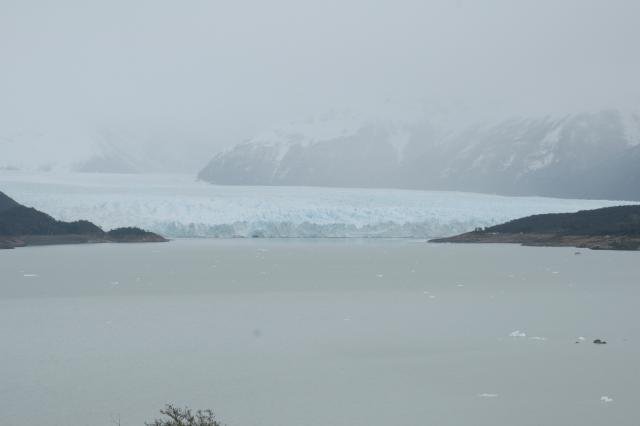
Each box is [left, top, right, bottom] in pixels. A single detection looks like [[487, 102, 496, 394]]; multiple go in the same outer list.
[[429, 232, 640, 251], [0, 233, 168, 250]]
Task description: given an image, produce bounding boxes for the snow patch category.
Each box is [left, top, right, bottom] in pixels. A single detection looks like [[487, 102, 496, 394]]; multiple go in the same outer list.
[[528, 152, 555, 171]]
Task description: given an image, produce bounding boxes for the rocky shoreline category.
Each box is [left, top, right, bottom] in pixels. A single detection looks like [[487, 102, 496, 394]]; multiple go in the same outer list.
[[430, 232, 640, 251], [0, 231, 167, 250]]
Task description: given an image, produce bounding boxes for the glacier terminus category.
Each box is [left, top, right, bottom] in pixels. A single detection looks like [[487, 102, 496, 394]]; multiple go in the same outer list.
[[0, 172, 634, 239]]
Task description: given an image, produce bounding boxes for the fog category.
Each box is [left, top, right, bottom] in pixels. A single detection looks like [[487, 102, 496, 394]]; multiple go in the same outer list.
[[2, 0, 640, 170]]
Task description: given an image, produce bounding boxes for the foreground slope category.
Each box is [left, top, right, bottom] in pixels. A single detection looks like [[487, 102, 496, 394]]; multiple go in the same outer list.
[[0, 190, 167, 249], [431, 205, 640, 250]]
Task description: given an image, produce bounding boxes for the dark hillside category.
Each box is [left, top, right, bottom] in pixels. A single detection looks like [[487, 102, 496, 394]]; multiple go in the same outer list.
[[484, 205, 640, 236], [0, 191, 19, 212], [0, 190, 167, 248], [431, 204, 640, 250]]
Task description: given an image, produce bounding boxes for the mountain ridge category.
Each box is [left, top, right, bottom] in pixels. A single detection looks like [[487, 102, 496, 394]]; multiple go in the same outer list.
[[198, 108, 640, 201]]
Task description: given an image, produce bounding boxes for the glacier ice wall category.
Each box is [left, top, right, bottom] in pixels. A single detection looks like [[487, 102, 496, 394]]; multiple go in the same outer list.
[[0, 172, 634, 238]]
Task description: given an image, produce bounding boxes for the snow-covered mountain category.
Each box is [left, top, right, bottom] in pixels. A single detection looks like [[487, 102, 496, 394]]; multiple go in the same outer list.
[[198, 108, 640, 201], [197, 106, 429, 188]]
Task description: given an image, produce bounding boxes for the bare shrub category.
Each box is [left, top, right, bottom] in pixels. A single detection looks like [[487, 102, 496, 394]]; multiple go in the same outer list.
[[145, 404, 223, 426]]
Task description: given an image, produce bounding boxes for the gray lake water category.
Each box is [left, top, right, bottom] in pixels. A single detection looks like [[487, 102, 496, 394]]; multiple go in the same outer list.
[[1, 239, 639, 425]]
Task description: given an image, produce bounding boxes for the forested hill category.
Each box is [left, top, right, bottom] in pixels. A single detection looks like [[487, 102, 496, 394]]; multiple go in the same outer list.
[[431, 205, 640, 250], [484, 205, 640, 236], [0, 191, 19, 212], [0, 191, 167, 249]]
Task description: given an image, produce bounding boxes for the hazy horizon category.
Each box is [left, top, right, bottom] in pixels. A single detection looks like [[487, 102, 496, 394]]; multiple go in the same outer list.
[[3, 0, 640, 170]]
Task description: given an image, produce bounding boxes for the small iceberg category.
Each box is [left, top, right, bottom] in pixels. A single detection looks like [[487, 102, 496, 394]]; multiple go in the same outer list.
[[509, 330, 526, 338]]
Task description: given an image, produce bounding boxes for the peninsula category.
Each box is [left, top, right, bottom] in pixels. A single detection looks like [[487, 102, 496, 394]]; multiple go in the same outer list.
[[430, 205, 640, 251], [0, 190, 167, 249]]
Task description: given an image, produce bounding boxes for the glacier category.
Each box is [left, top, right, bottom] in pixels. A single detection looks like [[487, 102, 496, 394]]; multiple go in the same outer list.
[[0, 172, 634, 239]]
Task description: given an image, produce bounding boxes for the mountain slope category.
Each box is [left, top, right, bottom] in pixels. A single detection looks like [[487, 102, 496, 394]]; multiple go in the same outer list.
[[0, 191, 19, 212], [410, 110, 640, 199], [198, 111, 410, 188], [198, 108, 640, 200]]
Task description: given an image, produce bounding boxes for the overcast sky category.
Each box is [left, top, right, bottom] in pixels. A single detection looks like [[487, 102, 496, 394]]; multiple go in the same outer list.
[[2, 0, 640, 166]]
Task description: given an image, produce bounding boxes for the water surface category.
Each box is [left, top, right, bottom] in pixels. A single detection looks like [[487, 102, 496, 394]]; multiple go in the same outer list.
[[1, 239, 639, 425]]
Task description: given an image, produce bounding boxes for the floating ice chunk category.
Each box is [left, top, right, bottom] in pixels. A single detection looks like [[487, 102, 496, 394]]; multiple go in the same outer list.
[[376, 274, 384, 278], [478, 393, 499, 398], [600, 396, 613, 403], [577, 336, 586, 341], [429, 295, 436, 299], [509, 330, 527, 338], [529, 336, 547, 341], [110, 281, 119, 286], [23, 274, 39, 278], [456, 283, 465, 287]]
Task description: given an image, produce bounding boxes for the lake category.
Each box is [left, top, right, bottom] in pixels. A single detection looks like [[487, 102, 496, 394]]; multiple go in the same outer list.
[[1, 239, 639, 425]]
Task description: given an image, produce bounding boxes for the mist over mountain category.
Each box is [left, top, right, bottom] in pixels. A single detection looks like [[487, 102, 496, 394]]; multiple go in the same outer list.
[[72, 127, 214, 174], [198, 106, 640, 201], [3, 0, 640, 182], [0, 126, 214, 174]]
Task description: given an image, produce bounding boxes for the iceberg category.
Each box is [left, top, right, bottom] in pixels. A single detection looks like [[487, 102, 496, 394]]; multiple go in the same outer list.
[[0, 172, 634, 238]]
